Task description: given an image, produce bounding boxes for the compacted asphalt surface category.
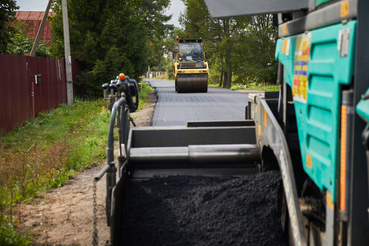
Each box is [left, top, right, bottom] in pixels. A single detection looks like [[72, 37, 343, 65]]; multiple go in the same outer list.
[[144, 79, 249, 126]]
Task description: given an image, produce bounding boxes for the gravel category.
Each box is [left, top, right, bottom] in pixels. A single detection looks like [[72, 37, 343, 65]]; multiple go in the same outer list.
[[120, 171, 288, 246]]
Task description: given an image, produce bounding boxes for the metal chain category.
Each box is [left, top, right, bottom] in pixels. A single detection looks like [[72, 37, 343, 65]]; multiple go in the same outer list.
[[130, 117, 136, 127], [93, 180, 98, 246]]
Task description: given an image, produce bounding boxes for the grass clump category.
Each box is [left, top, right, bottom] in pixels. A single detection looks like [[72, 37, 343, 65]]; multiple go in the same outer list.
[[137, 81, 155, 111], [230, 82, 280, 91], [0, 216, 32, 246], [0, 98, 110, 245]]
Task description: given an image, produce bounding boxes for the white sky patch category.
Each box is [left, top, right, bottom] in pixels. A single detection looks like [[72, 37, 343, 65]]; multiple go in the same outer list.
[[15, 0, 185, 27], [165, 0, 185, 27], [16, 0, 50, 11]]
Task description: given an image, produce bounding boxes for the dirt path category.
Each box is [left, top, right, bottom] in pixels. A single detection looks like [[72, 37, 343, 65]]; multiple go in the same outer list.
[[20, 92, 156, 246]]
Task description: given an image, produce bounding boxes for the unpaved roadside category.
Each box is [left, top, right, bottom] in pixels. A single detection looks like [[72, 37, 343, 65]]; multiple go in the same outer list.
[[20, 91, 156, 246]]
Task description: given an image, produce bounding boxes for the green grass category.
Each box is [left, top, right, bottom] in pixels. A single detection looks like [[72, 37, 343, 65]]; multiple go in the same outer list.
[[138, 81, 155, 111], [208, 82, 280, 91], [230, 82, 280, 91], [0, 80, 153, 245]]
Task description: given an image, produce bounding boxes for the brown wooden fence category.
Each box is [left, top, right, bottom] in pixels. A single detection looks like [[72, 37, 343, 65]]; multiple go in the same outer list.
[[0, 54, 79, 134]]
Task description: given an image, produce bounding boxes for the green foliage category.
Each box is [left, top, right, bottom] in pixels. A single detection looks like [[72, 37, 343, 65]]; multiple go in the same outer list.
[[137, 81, 155, 110], [163, 58, 174, 80], [230, 82, 280, 91], [7, 21, 51, 57], [0, 82, 154, 243], [50, 0, 150, 98], [0, 216, 32, 246], [142, 0, 173, 71], [208, 66, 221, 85], [0, 0, 19, 54], [232, 15, 278, 84], [0, 99, 110, 244], [180, 0, 278, 88]]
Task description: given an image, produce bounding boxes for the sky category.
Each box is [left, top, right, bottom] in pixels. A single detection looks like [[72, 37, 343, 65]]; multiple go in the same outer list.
[[15, 0, 185, 27]]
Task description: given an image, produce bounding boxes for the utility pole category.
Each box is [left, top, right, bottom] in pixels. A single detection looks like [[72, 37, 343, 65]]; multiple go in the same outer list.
[[30, 0, 52, 57], [62, 0, 73, 104]]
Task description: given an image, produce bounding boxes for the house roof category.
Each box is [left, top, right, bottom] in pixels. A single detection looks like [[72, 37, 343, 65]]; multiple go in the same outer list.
[[15, 11, 55, 46]]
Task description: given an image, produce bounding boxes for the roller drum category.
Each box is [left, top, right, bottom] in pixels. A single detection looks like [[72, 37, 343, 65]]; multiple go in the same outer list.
[[129, 144, 260, 165], [130, 147, 188, 164], [189, 144, 259, 165], [177, 75, 208, 93]]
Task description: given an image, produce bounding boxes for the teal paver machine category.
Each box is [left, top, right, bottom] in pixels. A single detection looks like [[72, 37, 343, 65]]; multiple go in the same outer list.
[[95, 1, 369, 245], [205, 0, 369, 245]]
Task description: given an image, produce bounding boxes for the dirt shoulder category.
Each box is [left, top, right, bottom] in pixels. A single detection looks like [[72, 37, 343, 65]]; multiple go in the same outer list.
[[21, 91, 156, 246]]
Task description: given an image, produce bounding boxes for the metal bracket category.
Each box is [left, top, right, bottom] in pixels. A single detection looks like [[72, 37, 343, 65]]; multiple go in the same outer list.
[[338, 29, 351, 57]]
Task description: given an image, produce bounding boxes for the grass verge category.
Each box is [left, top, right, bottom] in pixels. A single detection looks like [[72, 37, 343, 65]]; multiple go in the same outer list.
[[0, 80, 153, 245], [230, 82, 280, 91]]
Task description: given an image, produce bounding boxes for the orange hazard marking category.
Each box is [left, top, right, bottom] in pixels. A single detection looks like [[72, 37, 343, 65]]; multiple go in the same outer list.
[[264, 108, 267, 127], [341, 1, 349, 18], [283, 24, 287, 35], [282, 40, 288, 54], [306, 154, 312, 169], [258, 124, 261, 136]]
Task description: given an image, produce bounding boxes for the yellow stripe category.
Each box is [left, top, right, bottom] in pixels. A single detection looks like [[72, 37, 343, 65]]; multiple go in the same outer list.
[[327, 191, 334, 210]]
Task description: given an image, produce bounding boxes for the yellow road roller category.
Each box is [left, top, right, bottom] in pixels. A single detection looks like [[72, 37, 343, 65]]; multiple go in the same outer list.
[[173, 37, 208, 93]]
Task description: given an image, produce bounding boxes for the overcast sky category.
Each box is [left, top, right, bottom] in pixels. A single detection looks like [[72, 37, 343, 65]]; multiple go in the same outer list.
[[15, 0, 185, 27]]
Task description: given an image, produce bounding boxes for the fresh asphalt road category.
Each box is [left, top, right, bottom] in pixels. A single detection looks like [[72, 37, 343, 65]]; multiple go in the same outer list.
[[144, 79, 249, 126]]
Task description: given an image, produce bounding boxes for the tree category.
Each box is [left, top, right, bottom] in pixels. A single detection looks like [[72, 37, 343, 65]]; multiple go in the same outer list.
[[0, 0, 19, 54], [232, 15, 278, 84], [50, 0, 149, 99], [140, 0, 173, 71], [180, 0, 251, 88], [8, 21, 51, 57], [180, 0, 278, 87]]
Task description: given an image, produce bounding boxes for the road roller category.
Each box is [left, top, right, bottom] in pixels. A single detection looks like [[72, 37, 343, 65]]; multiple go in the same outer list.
[[173, 37, 208, 93]]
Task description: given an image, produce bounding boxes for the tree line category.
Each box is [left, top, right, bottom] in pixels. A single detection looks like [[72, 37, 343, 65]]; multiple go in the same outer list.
[[172, 0, 278, 89], [1, 0, 277, 97], [49, 0, 172, 98], [1, 0, 173, 99]]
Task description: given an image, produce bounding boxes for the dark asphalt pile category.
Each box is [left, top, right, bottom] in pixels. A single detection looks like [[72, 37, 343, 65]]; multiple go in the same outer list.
[[121, 171, 288, 246]]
